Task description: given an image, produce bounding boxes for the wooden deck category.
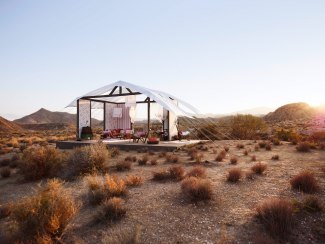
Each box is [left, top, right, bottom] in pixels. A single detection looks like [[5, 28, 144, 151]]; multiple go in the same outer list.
[[56, 139, 201, 151]]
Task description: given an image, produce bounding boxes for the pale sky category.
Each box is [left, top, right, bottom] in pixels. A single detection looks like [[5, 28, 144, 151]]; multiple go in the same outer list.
[[1, 0, 325, 120]]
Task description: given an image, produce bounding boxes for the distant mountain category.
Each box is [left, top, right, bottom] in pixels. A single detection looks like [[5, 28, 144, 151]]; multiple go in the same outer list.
[[0, 116, 23, 132], [264, 102, 315, 122], [233, 107, 274, 116], [14, 108, 101, 126]]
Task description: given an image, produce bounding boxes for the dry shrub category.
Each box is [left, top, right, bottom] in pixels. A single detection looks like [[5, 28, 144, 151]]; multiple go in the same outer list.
[[20, 146, 63, 180], [0, 203, 12, 219], [251, 162, 267, 175], [188, 149, 198, 160], [125, 175, 143, 187], [224, 146, 229, 152], [230, 156, 238, 165], [67, 142, 109, 175], [227, 168, 242, 182], [148, 151, 155, 156], [296, 142, 311, 152], [265, 143, 272, 151], [97, 197, 126, 222], [116, 161, 132, 171], [246, 170, 255, 180], [186, 166, 207, 178], [150, 158, 158, 165], [181, 177, 213, 202], [256, 198, 292, 237], [251, 155, 257, 162], [216, 150, 226, 162], [0, 158, 10, 167], [236, 143, 244, 149], [254, 144, 260, 151], [169, 166, 185, 181], [125, 156, 137, 162], [87, 174, 127, 205], [0, 167, 11, 178], [110, 147, 120, 158], [290, 171, 319, 193], [302, 196, 323, 212], [243, 150, 249, 156], [152, 170, 170, 181], [271, 155, 279, 160], [194, 153, 203, 164], [272, 138, 281, 146], [258, 141, 267, 148], [166, 154, 179, 163], [158, 151, 167, 158], [101, 225, 141, 244], [138, 155, 148, 166], [12, 179, 77, 241]]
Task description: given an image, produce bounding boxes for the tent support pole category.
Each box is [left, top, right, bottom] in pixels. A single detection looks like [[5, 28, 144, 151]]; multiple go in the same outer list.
[[76, 99, 80, 140], [147, 97, 150, 138]]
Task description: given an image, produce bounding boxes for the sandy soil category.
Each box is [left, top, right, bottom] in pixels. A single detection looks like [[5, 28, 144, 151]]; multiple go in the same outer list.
[[0, 140, 325, 243]]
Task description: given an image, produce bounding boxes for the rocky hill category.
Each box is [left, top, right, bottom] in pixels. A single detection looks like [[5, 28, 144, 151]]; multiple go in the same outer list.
[[264, 102, 315, 122], [0, 116, 23, 132]]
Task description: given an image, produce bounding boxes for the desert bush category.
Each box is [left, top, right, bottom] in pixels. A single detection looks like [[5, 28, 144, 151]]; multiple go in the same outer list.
[[276, 129, 301, 143], [231, 115, 267, 140], [0, 167, 11, 178], [152, 170, 170, 181], [230, 156, 238, 165], [227, 168, 242, 182], [125, 156, 137, 162], [0, 203, 12, 219], [271, 155, 279, 160], [148, 151, 155, 156], [12, 179, 77, 241], [258, 141, 267, 148], [216, 150, 226, 162], [116, 160, 132, 171], [186, 166, 207, 178], [290, 171, 319, 193], [166, 154, 179, 163], [0, 158, 10, 167], [243, 150, 249, 156], [254, 144, 260, 151], [296, 142, 311, 152], [169, 166, 185, 181], [110, 147, 120, 158], [302, 196, 323, 212], [20, 146, 63, 180], [256, 198, 293, 237], [251, 155, 257, 162], [246, 170, 255, 180], [158, 151, 167, 158], [272, 138, 281, 146], [194, 153, 204, 164], [150, 158, 158, 165], [181, 177, 213, 202], [67, 142, 109, 175], [251, 162, 267, 175], [265, 143, 272, 151], [97, 197, 126, 222], [236, 143, 244, 149], [224, 146, 229, 152], [125, 175, 143, 187], [138, 155, 148, 165]]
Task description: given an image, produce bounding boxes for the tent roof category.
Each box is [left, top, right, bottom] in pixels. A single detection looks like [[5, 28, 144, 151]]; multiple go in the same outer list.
[[67, 81, 199, 117]]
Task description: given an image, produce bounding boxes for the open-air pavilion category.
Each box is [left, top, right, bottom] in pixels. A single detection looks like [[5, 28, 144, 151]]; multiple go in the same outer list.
[[56, 81, 201, 150]]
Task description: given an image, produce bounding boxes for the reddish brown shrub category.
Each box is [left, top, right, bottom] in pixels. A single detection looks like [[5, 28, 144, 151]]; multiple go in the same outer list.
[[230, 156, 238, 165], [272, 138, 281, 146], [251, 155, 257, 162], [271, 155, 279, 160], [224, 146, 230, 152], [169, 166, 185, 181], [302, 196, 323, 212], [236, 143, 244, 149], [0, 158, 10, 167], [97, 197, 126, 222], [194, 153, 204, 164], [165, 153, 179, 163], [254, 144, 260, 151], [150, 158, 158, 165], [116, 161, 132, 171], [125, 175, 143, 187], [138, 155, 148, 166], [243, 150, 249, 156], [296, 142, 311, 152], [258, 141, 267, 148], [265, 143, 272, 151], [0, 167, 11, 178], [227, 168, 242, 182], [290, 171, 319, 193], [110, 147, 120, 158], [186, 166, 207, 178], [152, 170, 170, 181], [256, 198, 293, 237], [251, 162, 267, 175], [0, 203, 12, 219], [181, 177, 213, 202], [246, 170, 255, 180]]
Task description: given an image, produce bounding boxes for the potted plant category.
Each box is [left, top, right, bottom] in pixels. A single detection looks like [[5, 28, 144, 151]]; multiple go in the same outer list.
[[147, 131, 159, 144]]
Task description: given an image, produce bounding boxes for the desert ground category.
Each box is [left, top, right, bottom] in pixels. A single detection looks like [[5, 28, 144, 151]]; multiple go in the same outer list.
[[0, 139, 324, 244]]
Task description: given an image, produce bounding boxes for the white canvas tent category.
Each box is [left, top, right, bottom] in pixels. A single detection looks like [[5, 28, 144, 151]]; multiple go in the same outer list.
[[67, 80, 199, 140]]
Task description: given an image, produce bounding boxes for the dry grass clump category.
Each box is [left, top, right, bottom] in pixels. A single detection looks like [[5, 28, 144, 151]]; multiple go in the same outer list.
[[251, 155, 257, 162], [290, 171, 319, 193], [150, 158, 158, 165], [181, 177, 213, 202], [0, 158, 10, 167], [188, 149, 198, 160], [20, 146, 63, 180], [110, 147, 120, 158], [256, 198, 293, 237], [243, 150, 249, 156], [216, 150, 226, 162], [125, 155, 137, 162], [254, 144, 260, 151], [258, 141, 267, 148], [230, 156, 238, 165], [169, 166, 185, 181], [302, 196, 323, 212], [152, 170, 170, 181], [125, 175, 144, 187], [116, 160, 132, 171], [265, 143, 272, 151], [0, 167, 11, 178], [166, 154, 179, 163], [87, 174, 127, 205], [96, 197, 126, 222], [0, 203, 12, 219], [296, 142, 311, 152], [11, 179, 77, 242], [245, 170, 255, 180], [271, 155, 279, 160], [101, 225, 142, 244], [67, 142, 109, 175], [224, 146, 230, 152], [236, 143, 245, 149], [158, 151, 167, 158], [251, 162, 267, 175], [272, 138, 281, 146], [138, 155, 148, 166], [194, 153, 204, 164], [186, 166, 207, 178], [227, 168, 242, 182]]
